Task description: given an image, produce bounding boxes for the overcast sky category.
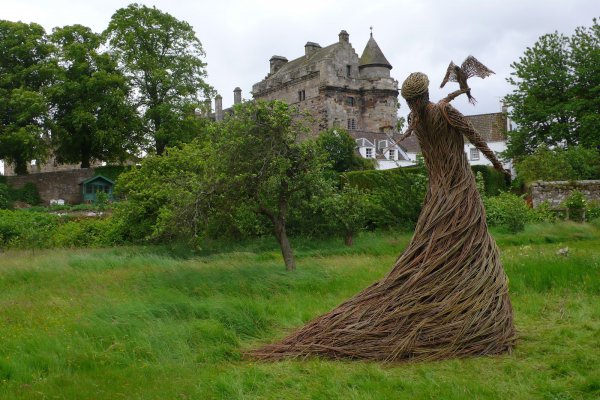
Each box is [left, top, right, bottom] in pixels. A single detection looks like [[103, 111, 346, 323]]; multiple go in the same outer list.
[[3, 0, 599, 118]]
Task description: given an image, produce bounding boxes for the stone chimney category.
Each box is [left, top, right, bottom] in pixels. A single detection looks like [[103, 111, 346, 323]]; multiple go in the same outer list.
[[269, 55, 288, 74], [305, 41, 322, 57], [215, 94, 223, 122], [203, 99, 211, 117], [233, 87, 242, 105], [339, 30, 349, 43]]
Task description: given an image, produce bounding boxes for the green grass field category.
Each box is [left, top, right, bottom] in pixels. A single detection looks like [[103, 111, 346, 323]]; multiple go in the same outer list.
[[0, 222, 599, 399]]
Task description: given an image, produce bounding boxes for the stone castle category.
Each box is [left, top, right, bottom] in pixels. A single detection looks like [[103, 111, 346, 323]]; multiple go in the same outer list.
[[251, 30, 399, 135]]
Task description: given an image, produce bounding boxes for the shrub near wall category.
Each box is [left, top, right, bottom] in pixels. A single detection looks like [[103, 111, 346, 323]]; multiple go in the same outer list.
[[471, 165, 509, 196], [344, 167, 428, 229]]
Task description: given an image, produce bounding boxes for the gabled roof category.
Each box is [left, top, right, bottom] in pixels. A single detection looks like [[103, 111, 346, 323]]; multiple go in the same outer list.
[[267, 42, 339, 79], [466, 113, 508, 142], [81, 175, 115, 185], [359, 34, 392, 70]]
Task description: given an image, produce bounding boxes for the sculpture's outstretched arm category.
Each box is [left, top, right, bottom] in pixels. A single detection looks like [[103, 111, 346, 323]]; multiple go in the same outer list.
[[441, 88, 470, 103], [441, 102, 508, 175]]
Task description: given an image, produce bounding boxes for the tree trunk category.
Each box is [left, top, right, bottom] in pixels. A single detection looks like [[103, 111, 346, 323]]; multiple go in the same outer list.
[[156, 139, 166, 156], [344, 232, 353, 246], [14, 156, 28, 175], [274, 218, 296, 271], [80, 153, 90, 168]]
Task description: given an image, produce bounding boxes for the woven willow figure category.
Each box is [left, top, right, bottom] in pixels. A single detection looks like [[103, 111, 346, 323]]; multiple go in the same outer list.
[[440, 55, 495, 105], [250, 72, 516, 362]]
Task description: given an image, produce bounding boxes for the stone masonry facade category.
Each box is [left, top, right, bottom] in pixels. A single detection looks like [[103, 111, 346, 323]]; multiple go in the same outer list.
[[6, 169, 95, 205], [252, 30, 399, 136], [530, 180, 600, 208]]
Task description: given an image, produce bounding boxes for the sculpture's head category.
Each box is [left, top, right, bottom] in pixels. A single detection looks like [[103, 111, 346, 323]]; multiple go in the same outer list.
[[401, 72, 430, 113]]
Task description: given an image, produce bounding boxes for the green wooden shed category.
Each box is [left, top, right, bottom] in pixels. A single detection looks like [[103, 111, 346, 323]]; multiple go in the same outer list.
[[81, 175, 115, 203]]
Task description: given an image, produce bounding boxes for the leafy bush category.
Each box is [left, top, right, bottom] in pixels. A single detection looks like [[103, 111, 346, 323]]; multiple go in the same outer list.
[[344, 167, 428, 229], [7, 182, 42, 205], [484, 192, 530, 233], [51, 218, 122, 247], [0, 183, 10, 209], [0, 210, 60, 248], [471, 165, 509, 196], [563, 190, 587, 222], [94, 165, 132, 182], [529, 201, 557, 223], [587, 201, 600, 221], [516, 145, 600, 183]]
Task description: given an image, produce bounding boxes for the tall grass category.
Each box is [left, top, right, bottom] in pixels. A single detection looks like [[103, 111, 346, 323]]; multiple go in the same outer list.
[[0, 223, 598, 399]]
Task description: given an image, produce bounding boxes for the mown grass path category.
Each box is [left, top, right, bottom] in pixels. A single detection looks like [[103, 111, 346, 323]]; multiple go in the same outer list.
[[0, 223, 599, 399]]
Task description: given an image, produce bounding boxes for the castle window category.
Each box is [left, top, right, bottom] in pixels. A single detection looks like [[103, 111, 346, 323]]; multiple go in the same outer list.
[[298, 90, 306, 101], [470, 148, 480, 161], [389, 150, 395, 160], [346, 97, 354, 106], [347, 118, 357, 130], [365, 148, 373, 158], [346, 65, 351, 77]]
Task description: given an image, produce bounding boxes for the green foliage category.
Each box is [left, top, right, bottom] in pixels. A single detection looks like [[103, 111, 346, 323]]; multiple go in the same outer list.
[[94, 190, 109, 211], [515, 145, 600, 183], [51, 218, 122, 247], [321, 185, 374, 245], [0, 183, 10, 209], [7, 182, 42, 205], [344, 167, 428, 229], [563, 190, 587, 222], [0, 20, 54, 174], [113, 141, 210, 243], [528, 201, 557, 224], [93, 165, 132, 182], [316, 128, 374, 173], [471, 165, 509, 196], [104, 3, 214, 155], [21, 182, 42, 205], [588, 201, 600, 221], [505, 18, 600, 158], [484, 192, 530, 233], [0, 226, 599, 398], [0, 210, 60, 248], [47, 24, 143, 168]]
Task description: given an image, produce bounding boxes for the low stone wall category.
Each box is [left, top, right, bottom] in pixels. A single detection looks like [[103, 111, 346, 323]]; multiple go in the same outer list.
[[530, 180, 600, 208], [6, 169, 95, 205]]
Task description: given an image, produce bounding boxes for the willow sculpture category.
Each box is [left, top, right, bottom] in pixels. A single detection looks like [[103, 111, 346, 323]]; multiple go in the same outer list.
[[250, 72, 516, 363], [440, 56, 495, 105]]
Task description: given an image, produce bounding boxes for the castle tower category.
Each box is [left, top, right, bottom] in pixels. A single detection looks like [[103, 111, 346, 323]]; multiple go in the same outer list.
[[359, 31, 392, 79]]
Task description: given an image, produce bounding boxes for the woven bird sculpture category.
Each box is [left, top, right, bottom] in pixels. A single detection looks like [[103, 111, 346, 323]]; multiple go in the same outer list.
[[440, 55, 495, 104]]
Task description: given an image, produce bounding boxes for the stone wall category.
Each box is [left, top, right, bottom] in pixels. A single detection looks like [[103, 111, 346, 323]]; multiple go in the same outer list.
[[530, 180, 600, 208], [5, 169, 95, 205]]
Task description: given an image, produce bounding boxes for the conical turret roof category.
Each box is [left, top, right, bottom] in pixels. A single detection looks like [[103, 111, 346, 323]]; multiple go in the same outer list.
[[359, 33, 392, 69]]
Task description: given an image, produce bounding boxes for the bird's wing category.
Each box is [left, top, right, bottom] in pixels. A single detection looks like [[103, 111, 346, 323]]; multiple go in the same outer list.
[[440, 61, 458, 88], [461, 55, 495, 79]]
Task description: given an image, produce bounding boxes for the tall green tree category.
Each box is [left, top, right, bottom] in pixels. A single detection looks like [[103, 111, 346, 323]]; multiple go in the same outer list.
[[504, 18, 600, 159], [213, 100, 327, 271], [316, 128, 374, 173], [0, 20, 54, 174], [104, 3, 213, 155], [48, 24, 142, 168]]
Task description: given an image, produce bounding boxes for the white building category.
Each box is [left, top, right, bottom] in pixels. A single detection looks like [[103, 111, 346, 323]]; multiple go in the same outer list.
[[354, 111, 511, 171]]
